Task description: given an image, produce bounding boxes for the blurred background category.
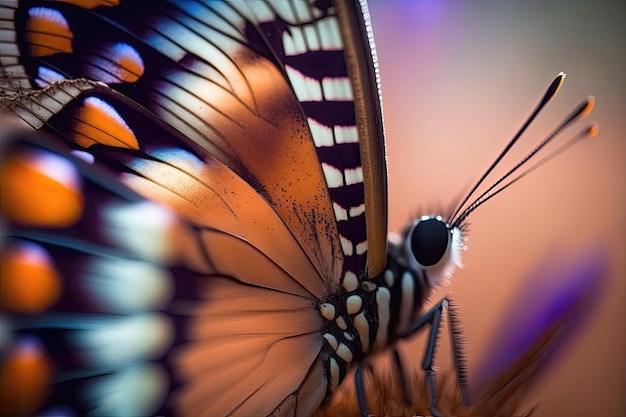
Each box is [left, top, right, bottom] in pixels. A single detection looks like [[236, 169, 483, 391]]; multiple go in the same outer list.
[[368, 1, 625, 416]]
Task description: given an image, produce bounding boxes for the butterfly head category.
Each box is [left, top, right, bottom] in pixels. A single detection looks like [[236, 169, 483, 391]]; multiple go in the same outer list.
[[398, 215, 465, 287], [393, 72, 597, 289]]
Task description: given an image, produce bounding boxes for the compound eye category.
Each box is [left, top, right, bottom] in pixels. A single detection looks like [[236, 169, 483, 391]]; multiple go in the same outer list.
[[409, 217, 451, 267]]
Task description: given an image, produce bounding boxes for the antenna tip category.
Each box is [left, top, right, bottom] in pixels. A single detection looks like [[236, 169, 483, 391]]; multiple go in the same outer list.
[[581, 95, 596, 118], [546, 72, 566, 102], [587, 95, 596, 106], [587, 122, 600, 138]]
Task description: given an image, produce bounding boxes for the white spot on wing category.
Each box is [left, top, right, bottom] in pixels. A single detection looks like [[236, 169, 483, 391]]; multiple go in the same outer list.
[[75, 313, 173, 365], [285, 65, 322, 101], [345, 166, 363, 185], [322, 77, 353, 101], [311, 6, 322, 19], [283, 28, 306, 56], [104, 201, 181, 263], [333, 202, 348, 222], [339, 234, 354, 256], [308, 118, 334, 147], [303, 24, 320, 51], [334, 125, 358, 144], [321, 163, 344, 188], [84, 258, 173, 313], [88, 43, 144, 84], [143, 22, 186, 62], [35, 66, 65, 87], [356, 240, 368, 255], [349, 204, 365, 217], [317, 16, 343, 50], [29, 150, 80, 190], [85, 364, 168, 416], [29, 7, 69, 29], [70, 150, 94, 164], [147, 148, 204, 174], [84, 96, 134, 138], [270, 1, 298, 23], [236, 1, 274, 23]]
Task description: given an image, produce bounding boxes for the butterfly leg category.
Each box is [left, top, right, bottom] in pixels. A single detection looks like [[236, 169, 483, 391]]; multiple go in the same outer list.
[[398, 297, 470, 417], [353, 298, 468, 417], [354, 366, 369, 417]]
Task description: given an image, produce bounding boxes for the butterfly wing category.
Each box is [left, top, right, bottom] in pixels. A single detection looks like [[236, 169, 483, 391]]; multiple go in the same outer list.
[[2, 0, 388, 278], [0, 1, 387, 416], [0, 118, 194, 416]]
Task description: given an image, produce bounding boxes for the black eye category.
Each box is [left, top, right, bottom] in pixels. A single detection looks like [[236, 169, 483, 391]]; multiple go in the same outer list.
[[410, 217, 451, 267]]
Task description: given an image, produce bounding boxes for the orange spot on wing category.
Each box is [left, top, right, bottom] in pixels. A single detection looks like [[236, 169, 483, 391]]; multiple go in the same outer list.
[[117, 54, 143, 83], [72, 99, 139, 149], [0, 340, 53, 417], [0, 151, 84, 227], [26, 9, 73, 57], [0, 244, 62, 313], [57, 0, 121, 8]]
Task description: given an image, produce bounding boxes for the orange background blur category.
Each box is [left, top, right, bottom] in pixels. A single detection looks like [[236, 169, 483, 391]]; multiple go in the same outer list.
[[369, 1, 625, 416]]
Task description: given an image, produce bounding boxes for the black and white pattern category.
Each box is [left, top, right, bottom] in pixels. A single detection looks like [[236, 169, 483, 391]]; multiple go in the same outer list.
[[0, 1, 469, 417]]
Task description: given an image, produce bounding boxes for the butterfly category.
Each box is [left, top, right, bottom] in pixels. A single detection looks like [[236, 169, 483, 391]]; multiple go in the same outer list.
[[0, 1, 597, 417]]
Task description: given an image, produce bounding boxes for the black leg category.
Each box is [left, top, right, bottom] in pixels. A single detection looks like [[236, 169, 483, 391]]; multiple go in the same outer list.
[[397, 297, 469, 416], [445, 298, 470, 406], [354, 366, 369, 417]]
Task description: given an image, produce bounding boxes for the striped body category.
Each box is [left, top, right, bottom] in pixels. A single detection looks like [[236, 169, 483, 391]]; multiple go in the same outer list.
[[0, 1, 462, 416], [318, 217, 465, 392], [319, 245, 431, 391]]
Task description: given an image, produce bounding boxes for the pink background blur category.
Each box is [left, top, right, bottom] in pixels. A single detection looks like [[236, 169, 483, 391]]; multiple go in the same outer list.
[[368, 1, 625, 416]]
